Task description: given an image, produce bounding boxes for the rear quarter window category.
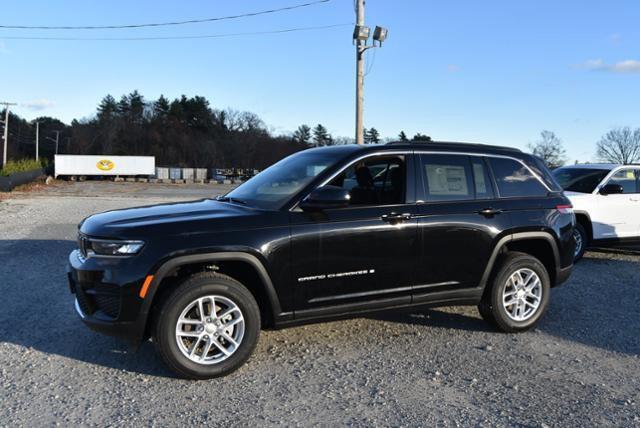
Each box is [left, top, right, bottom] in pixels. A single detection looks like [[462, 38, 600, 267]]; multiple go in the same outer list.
[[488, 157, 548, 198]]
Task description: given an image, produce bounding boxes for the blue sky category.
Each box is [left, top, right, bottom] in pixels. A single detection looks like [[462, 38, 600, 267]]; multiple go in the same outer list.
[[1, 0, 638, 162]]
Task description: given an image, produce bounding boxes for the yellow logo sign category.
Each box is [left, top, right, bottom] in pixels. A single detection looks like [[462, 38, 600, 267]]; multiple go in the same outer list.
[[96, 159, 115, 171]]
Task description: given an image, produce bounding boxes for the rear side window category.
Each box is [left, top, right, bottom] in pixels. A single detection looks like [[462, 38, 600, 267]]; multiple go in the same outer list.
[[420, 154, 474, 202], [488, 157, 548, 198], [471, 158, 494, 199], [528, 156, 563, 192]]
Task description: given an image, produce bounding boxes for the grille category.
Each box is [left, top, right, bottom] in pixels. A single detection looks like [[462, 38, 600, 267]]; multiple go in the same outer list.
[[74, 282, 121, 319], [74, 282, 94, 316], [93, 293, 121, 318]]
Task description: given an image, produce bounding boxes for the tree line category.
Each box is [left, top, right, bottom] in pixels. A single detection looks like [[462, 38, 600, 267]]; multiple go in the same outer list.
[[2, 91, 639, 169]]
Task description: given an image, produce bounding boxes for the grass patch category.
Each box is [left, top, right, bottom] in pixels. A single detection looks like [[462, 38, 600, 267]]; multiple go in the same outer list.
[[0, 159, 47, 176]]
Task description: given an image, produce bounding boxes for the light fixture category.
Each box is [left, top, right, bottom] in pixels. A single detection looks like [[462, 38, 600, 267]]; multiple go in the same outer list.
[[373, 26, 388, 45], [353, 25, 371, 42]]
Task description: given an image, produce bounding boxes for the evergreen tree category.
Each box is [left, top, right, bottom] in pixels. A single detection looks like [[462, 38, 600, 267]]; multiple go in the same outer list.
[[97, 95, 117, 121], [153, 95, 170, 117], [313, 124, 331, 147], [412, 133, 432, 142], [364, 127, 380, 144], [398, 131, 408, 141], [293, 124, 312, 145]]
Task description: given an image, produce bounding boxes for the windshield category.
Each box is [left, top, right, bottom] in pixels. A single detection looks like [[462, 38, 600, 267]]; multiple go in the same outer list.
[[552, 168, 611, 193], [222, 150, 340, 209]]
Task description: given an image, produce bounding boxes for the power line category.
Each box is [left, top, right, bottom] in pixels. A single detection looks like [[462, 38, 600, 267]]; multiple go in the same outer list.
[[0, 23, 352, 41], [0, 0, 331, 30]]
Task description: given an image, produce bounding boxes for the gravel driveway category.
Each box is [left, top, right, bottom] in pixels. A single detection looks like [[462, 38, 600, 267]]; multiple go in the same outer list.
[[1, 183, 639, 426]]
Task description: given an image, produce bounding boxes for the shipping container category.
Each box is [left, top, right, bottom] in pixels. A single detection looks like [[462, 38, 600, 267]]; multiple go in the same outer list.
[[169, 168, 182, 180], [155, 167, 169, 180], [195, 168, 208, 181], [182, 168, 195, 181]]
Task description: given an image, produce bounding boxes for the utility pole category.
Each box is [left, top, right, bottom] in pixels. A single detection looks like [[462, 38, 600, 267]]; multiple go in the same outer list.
[[352, 3, 388, 145], [355, 0, 365, 145], [0, 102, 17, 168], [46, 131, 60, 155], [35, 121, 39, 161]]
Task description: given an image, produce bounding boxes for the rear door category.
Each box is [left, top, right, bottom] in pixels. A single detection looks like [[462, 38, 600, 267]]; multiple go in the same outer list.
[[413, 154, 511, 302]]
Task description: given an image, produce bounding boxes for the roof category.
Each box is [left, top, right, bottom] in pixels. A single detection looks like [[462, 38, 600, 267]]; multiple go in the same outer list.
[[556, 163, 620, 170]]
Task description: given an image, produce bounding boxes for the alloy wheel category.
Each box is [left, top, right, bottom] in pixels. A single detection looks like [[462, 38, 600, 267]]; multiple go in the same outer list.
[[573, 228, 583, 259], [502, 268, 543, 322], [175, 295, 245, 365]]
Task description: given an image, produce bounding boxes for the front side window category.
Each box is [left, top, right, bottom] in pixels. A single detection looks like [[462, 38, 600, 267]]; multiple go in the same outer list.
[[552, 167, 612, 194], [606, 169, 639, 194], [328, 156, 406, 206], [224, 150, 340, 209], [489, 157, 548, 198], [420, 154, 475, 202]]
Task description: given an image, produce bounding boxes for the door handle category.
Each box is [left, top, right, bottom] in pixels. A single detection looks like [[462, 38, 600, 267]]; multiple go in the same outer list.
[[477, 208, 503, 217], [381, 212, 413, 223]]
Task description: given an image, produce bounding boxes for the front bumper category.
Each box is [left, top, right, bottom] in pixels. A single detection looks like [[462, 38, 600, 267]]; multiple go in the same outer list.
[[67, 249, 151, 342]]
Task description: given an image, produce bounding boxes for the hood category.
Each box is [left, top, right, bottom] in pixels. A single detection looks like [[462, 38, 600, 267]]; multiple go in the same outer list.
[[562, 191, 593, 210], [80, 199, 270, 239], [563, 191, 593, 200]]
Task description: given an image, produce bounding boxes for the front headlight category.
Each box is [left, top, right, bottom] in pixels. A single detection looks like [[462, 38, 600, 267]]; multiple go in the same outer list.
[[88, 239, 145, 256]]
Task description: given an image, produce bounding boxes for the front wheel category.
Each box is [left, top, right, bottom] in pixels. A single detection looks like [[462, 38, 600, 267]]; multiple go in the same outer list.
[[573, 223, 588, 262], [478, 252, 550, 333], [153, 272, 261, 379]]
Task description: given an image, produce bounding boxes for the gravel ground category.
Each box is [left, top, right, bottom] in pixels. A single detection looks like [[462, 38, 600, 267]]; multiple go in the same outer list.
[[1, 183, 639, 426]]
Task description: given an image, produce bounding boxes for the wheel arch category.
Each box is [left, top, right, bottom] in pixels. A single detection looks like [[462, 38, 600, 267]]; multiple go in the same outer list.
[[480, 232, 561, 292], [139, 252, 283, 337], [574, 211, 593, 242]]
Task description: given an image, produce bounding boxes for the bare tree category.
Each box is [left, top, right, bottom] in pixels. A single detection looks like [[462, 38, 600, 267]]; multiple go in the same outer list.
[[527, 130, 567, 169], [596, 127, 640, 164]]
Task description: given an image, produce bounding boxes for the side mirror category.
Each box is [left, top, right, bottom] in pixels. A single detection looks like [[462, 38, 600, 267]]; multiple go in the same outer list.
[[300, 185, 351, 211], [599, 183, 624, 195]]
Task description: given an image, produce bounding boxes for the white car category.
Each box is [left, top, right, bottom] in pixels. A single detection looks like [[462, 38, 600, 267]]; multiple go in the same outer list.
[[553, 164, 640, 261]]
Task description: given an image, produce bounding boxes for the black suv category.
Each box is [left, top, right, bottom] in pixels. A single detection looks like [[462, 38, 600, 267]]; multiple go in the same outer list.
[[68, 142, 575, 379]]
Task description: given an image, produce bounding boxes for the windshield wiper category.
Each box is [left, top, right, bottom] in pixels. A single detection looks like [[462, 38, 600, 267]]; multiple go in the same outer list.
[[216, 196, 247, 205]]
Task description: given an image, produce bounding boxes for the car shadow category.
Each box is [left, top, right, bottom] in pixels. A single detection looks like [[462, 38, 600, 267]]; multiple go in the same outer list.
[[0, 239, 175, 378], [372, 254, 640, 356]]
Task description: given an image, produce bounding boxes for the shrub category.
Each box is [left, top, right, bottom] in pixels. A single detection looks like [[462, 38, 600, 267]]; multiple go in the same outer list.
[[0, 159, 47, 177]]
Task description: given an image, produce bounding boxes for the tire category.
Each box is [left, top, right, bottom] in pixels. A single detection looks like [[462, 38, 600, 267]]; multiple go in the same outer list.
[[153, 272, 261, 379], [573, 223, 588, 263], [478, 252, 551, 333]]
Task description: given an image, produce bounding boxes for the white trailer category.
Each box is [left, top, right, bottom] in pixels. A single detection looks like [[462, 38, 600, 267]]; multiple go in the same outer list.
[[55, 155, 155, 178]]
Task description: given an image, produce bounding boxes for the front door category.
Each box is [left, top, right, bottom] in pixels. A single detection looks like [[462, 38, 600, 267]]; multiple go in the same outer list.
[[290, 154, 418, 312], [592, 168, 640, 239]]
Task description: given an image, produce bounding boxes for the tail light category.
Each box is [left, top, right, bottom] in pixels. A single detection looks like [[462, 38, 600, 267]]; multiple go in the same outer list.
[[556, 204, 573, 214]]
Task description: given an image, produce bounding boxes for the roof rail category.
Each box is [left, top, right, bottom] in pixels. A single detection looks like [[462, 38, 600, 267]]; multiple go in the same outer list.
[[386, 140, 522, 153]]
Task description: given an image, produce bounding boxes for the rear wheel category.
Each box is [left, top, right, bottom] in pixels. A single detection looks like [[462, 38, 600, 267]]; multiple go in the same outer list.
[[153, 272, 260, 379], [478, 252, 550, 333]]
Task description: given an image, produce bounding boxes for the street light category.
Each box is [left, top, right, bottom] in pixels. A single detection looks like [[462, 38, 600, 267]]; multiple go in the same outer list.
[[353, 25, 371, 42], [373, 26, 388, 46], [353, 0, 388, 145]]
